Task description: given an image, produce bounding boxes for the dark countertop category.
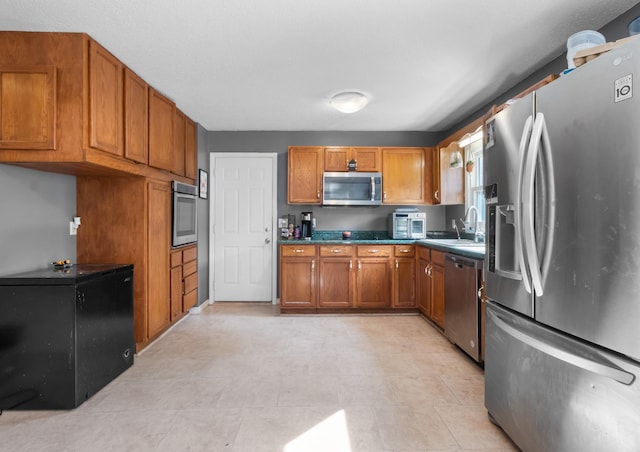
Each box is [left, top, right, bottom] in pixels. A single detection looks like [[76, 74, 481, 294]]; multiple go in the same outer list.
[[279, 230, 485, 260], [0, 264, 134, 285]]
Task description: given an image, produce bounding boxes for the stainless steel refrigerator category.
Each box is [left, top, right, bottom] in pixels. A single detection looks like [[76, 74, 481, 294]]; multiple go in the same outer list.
[[484, 37, 640, 451]]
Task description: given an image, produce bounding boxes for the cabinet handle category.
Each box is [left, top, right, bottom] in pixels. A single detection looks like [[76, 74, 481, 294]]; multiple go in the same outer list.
[[317, 191, 320, 199], [383, 192, 387, 201], [294, 249, 304, 253], [399, 249, 410, 253], [478, 283, 485, 300], [368, 249, 380, 253], [311, 259, 315, 271], [349, 260, 353, 271], [331, 249, 342, 253], [395, 259, 398, 270], [434, 190, 440, 201], [358, 260, 362, 271], [424, 265, 429, 275]]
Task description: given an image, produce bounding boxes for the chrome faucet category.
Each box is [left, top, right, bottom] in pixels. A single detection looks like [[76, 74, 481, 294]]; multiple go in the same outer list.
[[460, 206, 479, 235]]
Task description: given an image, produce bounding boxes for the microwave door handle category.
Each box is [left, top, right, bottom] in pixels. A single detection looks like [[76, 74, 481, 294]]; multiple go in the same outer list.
[[370, 176, 375, 201]]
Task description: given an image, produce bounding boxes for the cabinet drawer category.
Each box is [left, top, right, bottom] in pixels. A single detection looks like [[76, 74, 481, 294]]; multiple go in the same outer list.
[[417, 246, 431, 260], [183, 246, 197, 263], [170, 250, 182, 268], [357, 245, 392, 257], [183, 288, 197, 311], [281, 245, 316, 257], [431, 249, 446, 266], [183, 260, 197, 277], [394, 245, 414, 257], [319, 245, 353, 257], [184, 272, 198, 294]]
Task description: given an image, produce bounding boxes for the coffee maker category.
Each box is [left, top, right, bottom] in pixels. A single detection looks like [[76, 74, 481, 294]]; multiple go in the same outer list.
[[301, 212, 313, 240]]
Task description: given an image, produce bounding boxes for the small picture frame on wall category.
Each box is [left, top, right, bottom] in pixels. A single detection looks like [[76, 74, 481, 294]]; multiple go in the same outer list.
[[198, 169, 208, 199]]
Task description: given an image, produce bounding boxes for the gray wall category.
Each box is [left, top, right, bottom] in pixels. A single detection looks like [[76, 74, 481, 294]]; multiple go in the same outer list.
[[0, 164, 76, 275], [207, 131, 446, 232], [196, 124, 210, 305]]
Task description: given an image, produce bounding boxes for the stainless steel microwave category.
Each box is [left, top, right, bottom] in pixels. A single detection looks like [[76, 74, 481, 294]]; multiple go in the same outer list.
[[172, 181, 198, 247], [322, 172, 382, 206]]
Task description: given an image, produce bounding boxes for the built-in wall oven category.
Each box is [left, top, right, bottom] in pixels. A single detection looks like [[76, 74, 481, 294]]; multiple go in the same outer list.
[[172, 181, 198, 247]]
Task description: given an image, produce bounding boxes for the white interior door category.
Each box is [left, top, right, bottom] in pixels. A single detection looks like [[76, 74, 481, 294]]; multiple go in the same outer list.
[[210, 153, 277, 302]]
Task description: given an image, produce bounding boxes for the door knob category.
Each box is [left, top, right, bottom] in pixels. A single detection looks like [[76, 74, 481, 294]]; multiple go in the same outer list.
[[265, 238, 271, 244]]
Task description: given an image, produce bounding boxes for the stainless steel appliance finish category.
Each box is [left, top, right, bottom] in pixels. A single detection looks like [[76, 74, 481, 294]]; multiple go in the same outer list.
[[172, 181, 198, 247], [301, 211, 313, 240], [484, 38, 640, 450], [389, 209, 426, 239], [322, 171, 382, 206], [444, 253, 480, 362]]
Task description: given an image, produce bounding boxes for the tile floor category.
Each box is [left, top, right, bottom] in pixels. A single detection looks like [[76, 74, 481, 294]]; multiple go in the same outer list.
[[0, 303, 519, 451]]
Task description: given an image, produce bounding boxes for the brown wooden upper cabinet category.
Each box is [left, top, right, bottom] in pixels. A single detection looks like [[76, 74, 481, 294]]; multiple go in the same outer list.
[[288, 146, 324, 204], [87, 40, 123, 156], [381, 147, 433, 205], [148, 88, 175, 172], [0, 31, 197, 182], [123, 68, 149, 164], [433, 142, 464, 205], [324, 146, 381, 172]]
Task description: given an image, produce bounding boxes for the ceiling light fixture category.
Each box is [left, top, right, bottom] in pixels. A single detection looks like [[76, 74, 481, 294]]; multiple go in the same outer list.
[[330, 91, 368, 113]]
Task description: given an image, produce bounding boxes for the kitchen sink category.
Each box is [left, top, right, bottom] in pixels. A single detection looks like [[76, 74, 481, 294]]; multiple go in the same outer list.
[[420, 238, 485, 248]]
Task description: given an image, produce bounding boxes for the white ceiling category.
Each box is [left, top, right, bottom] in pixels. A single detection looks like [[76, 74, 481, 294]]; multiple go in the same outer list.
[[2, 0, 639, 132]]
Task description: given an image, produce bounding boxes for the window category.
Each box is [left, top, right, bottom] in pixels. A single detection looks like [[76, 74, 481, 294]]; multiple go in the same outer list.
[[462, 128, 484, 233]]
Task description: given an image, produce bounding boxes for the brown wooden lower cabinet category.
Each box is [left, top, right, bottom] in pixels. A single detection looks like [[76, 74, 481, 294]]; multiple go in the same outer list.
[[170, 244, 198, 321], [318, 244, 354, 308], [393, 245, 416, 308], [280, 245, 317, 309], [416, 246, 445, 328]]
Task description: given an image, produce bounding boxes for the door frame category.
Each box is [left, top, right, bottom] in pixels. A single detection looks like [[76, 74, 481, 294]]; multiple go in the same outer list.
[[208, 152, 278, 304]]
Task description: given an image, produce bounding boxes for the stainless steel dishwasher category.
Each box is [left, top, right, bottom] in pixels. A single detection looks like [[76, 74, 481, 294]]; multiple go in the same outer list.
[[444, 253, 480, 362]]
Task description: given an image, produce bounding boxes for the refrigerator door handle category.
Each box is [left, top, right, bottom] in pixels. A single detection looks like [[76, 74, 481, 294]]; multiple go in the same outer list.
[[490, 308, 635, 385], [522, 113, 545, 295], [523, 113, 557, 297], [516, 115, 534, 294]]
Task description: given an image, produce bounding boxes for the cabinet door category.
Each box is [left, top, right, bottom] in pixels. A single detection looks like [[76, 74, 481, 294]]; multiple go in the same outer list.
[[170, 265, 183, 321], [431, 263, 445, 329], [123, 68, 148, 163], [148, 88, 175, 171], [0, 66, 56, 150], [147, 180, 171, 338], [173, 109, 186, 176], [356, 258, 391, 308], [352, 147, 381, 172], [438, 142, 464, 205], [288, 146, 323, 204], [417, 257, 431, 316], [184, 117, 197, 180], [381, 148, 426, 204], [324, 147, 350, 171], [393, 257, 416, 308], [280, 257, 316, 308], [87, 40, 123, 156], [318, 258, 353, 308]]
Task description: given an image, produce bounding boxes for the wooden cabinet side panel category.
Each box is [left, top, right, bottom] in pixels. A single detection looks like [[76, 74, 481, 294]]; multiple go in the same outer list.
[[87, 39, 123, 156], [173, 109, 186, 176], [76, 176, 148, 344], [147, 180, 171, 338], [170, 265, 183, 321], [123, 68, 148, 163], [148, 89, 175, 171], [184, 117, 197, 180], [431, 263, 445, 329]]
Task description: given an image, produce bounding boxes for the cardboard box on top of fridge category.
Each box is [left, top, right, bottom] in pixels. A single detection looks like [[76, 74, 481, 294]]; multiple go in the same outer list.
[[573, 35, 640, 67]]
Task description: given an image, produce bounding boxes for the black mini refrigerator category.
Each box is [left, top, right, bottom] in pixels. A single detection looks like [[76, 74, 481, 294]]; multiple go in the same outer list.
[[0, 264, 135, 410]]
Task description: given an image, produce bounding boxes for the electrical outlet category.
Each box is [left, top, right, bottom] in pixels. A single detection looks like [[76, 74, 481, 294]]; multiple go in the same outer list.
[[451, 219, 456, 229], [69, 221, 77, 235]]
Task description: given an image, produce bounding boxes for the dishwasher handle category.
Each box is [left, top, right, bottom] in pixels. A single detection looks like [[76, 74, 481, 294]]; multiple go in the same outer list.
[[445, 254, 478, 269]]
